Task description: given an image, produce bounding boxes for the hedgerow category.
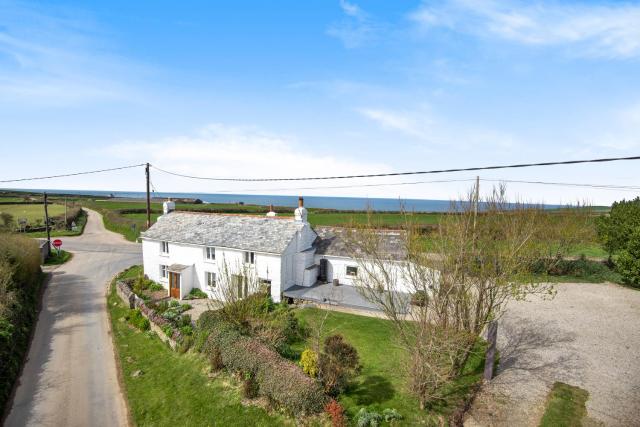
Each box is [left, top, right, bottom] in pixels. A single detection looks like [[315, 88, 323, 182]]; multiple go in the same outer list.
[[0, 233, 42, 411], [200, 314, 327, 415]]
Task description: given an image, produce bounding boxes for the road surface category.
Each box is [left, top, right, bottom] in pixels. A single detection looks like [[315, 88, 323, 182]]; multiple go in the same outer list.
[[4, 209, 141, 427]]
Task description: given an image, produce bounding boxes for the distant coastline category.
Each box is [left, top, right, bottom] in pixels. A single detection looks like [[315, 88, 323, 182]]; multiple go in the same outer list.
[[2, 188, 563, 212]]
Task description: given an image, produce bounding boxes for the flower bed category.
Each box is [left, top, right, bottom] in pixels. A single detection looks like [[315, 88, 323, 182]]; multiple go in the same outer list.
[[115, 280, 185, 348]]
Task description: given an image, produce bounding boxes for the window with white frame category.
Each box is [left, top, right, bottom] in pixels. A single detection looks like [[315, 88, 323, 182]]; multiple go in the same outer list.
[[206, 271, 216, 288], [244, 251, 255, 264], [205, 246, 216, 261], [160, 241, 169, 254], [346, 266, 358, 277], [159, 264, 168, 279]]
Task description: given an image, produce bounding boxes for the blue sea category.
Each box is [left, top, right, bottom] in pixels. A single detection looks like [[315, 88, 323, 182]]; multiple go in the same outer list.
[[6, 188, 560, 212]]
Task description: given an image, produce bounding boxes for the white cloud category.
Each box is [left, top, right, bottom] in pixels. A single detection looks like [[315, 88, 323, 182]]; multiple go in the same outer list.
[[0, 2, 145, 106], [327, 0, 379, 48], [357, 106, 518, 149], [410, 0, 640, 58], [103, 123, 393, 196]]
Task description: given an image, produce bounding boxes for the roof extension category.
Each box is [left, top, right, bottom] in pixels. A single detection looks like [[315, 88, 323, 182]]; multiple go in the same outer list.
[[141, 212, 304, 254], [313, 226, 406, 260]]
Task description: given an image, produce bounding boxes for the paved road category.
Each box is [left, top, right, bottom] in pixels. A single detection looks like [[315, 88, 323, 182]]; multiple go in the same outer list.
[[4, 209, 141, 427], [466, 282, 640, 427]]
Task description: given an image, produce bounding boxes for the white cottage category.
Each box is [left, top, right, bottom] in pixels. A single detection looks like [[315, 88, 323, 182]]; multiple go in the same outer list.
[[141, 197, 409, 306]]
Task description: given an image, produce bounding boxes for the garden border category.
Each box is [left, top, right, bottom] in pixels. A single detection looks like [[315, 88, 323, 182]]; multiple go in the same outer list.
[[115, 280, 184, 349]]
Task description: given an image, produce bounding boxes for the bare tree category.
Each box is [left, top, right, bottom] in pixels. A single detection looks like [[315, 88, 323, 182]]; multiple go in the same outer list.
[[208, 257, 264, 327], [346, 184, 593, 408]]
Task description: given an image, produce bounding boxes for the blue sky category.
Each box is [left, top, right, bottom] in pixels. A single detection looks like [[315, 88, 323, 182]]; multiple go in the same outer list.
[[1, 0, 639, 204]]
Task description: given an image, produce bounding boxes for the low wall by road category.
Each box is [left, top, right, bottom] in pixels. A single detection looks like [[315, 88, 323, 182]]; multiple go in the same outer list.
[[115, 280, 183, 349]]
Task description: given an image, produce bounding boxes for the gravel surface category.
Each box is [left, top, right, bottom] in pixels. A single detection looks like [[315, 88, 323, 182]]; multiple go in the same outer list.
[[4, 209, 142, 427], [465, 282, 640, 427]]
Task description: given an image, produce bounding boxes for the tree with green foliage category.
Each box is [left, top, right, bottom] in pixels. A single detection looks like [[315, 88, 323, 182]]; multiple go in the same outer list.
[[318, 334, 361, 396], [0, 212, 14, 229], [615, 229, 640, 288], [596, 197, 640, 254]]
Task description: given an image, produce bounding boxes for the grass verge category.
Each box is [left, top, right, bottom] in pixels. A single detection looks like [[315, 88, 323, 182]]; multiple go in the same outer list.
[[539, 382, 589, 427], [27, 208, 88, 238], [293, 307, 486, 425], [107, 272, 286, 427], [43, 250, 72, 265]]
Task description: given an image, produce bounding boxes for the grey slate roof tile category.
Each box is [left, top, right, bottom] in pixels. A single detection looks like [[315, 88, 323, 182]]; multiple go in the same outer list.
[[313, 226, 406, 260], [141, 212, 304, 254]]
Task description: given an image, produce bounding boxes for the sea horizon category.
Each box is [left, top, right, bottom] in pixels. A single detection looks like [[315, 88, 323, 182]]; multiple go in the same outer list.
[[3, 187, 564, 212]]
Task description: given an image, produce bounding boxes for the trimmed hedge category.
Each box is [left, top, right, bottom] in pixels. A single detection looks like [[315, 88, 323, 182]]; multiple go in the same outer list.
[[0, 233, 42, 412], [199, 313, 326, 415]]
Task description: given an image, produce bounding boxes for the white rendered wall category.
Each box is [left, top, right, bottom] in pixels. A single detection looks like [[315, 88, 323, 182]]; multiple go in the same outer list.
[[313, 255, 414, 294], [142, 238, 284, 302]]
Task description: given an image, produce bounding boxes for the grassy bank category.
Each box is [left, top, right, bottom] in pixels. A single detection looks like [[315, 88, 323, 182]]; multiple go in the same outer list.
[[0, 234, 43, 415], [539, 382, 589, 427], [293, 308, 486, 425], [44, 250, 72, 266], [107, 275, 286, 426], [27, 208, 88, 238]]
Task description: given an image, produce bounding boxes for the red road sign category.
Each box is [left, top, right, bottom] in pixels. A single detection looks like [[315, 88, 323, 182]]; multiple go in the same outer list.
[[53, 239, 62, 249]]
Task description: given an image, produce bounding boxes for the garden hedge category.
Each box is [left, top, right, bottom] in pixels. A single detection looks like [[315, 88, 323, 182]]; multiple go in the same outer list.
[[199, 313, 326, 415]]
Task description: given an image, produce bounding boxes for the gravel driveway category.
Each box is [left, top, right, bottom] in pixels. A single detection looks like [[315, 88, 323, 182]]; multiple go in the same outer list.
[[465, 282, 640, 427]]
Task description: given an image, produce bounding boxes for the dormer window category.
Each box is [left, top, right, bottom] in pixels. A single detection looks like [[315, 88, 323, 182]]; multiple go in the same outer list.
[[160, 241, 169, 254], [244, 251, 255, 264], [205, 246, 216, 261]]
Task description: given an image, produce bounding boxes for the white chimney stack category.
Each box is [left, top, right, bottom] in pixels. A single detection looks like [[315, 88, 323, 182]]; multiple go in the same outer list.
[[294, 196, 308, 223], [163, 199, 176, 215]]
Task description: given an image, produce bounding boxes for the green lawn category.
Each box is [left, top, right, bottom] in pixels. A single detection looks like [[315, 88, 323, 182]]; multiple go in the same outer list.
[[0, 203, 65, 224], [539, 382, 589, 427], [293, 308, 486, 425], [27, 209, 88, 238], [107, 279, 288, 427], [44, 250, 72, 265]]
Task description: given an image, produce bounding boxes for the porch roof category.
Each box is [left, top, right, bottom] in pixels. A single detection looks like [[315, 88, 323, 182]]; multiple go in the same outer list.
[[168, 263, 190, 272]]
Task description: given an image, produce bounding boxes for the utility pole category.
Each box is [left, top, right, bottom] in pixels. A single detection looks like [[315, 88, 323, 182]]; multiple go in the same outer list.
[[473, 175, 480, 231], [64, 197, 67, 227], [145, 162, 151, 228], [43, 192, 51, 252]]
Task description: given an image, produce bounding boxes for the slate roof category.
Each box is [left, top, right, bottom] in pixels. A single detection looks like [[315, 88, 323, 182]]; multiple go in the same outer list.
[[141, 212, 304, 254], [313, 226, 406, 260]]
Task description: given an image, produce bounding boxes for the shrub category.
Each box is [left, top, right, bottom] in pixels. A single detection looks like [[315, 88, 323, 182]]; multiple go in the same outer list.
[[615, 229, 640, 287], [177, 335, 193, 353], [325, 399, 347, 427], [0, 233, 41, 409], [355, 408, 383, 427], [183, 288, 208, 300], [300, 348, 319, 378], [126, 309, 150, 331], [204, 319, 327, 414], [596, 197, 640, 254], [242, 372, 259, 399], [410, 290, 428, 307], [318, 335, 361, 396], [382, 408, 403, 422]]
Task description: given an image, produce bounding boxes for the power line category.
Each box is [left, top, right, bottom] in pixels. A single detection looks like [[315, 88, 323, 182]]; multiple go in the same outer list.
[[0, 164, 145, 183], [151, 155, 640, 182], [187, 177, 640, 194], [482, 179, 640, 191]]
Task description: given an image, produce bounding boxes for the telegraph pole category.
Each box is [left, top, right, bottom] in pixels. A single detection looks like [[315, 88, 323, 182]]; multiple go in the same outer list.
[[43, 192, 51, 252], [473, 175, 480, 231], [145, 162, 151, 228]]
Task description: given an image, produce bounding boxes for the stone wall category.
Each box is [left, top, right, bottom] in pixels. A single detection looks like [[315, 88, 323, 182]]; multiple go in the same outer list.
[[115, 280, 183, 349]]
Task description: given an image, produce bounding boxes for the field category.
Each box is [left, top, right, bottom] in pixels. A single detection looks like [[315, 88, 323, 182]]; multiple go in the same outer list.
[[0, 203, 65, 224]]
